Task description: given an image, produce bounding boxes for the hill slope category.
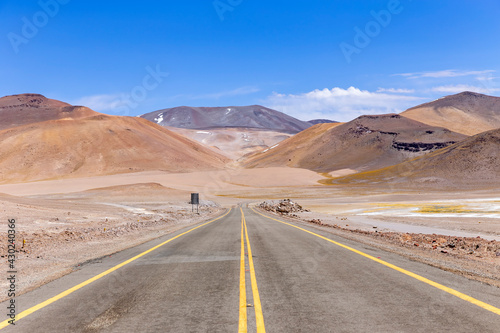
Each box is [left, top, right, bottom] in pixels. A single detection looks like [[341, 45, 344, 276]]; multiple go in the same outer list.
[[166, 126, 293, 160], [401, 91, 500, 135], [140, 105, 311, 133], [241, 114, 467, 173], [0, 100, 229, 183], [0, 93, 97, 130], [330, 128, 500, 188]]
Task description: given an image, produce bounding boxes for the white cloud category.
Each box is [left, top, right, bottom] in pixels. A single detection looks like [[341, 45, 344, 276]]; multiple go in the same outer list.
[[265, 86, 423, 122], [396, 69, 495, 79], [72, 94, 128, 112], [377, 88, 415, 93], [476, 76, 497, 81], [186, 86, 260, 100], [431, 84, 500, 94]]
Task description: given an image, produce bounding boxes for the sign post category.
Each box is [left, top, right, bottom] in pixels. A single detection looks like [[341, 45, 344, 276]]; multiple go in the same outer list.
[[190, 193, 199, 214]]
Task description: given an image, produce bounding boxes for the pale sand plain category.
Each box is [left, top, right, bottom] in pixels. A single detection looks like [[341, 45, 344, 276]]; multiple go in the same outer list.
[[1, 167, 499, 297]]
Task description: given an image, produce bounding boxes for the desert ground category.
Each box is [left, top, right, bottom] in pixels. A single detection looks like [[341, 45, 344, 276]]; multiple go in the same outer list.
[[1, 167, 499, 299], [0, 92, 498, 319]]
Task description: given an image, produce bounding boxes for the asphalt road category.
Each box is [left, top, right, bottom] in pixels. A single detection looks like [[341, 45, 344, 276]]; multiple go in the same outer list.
[[1, 206, 499, 332]]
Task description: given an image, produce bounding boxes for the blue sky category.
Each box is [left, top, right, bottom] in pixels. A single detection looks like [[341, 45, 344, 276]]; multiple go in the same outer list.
[[1, 0, 499, 121]]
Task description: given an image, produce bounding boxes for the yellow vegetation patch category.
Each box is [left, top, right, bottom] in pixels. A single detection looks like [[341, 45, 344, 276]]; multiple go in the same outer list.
[[362, 202, 499, 215], [416, 205, 497, 214], [417, 205, 471, 214]]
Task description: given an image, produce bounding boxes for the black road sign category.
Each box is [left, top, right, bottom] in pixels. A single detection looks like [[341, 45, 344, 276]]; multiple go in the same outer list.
[[191, 193, 199, 205]]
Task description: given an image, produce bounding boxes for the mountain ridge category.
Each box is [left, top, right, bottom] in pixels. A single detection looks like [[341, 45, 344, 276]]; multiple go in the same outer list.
[[0, 93, 98, 131], [401, 91, 500, 135], [241, 113, 467, 173], [140, 105, 312, 133], [0, 95, 230, 183], [329, 128, 500, 188]]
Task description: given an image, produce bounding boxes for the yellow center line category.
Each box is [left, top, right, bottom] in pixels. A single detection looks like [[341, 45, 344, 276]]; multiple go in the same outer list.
[[238, 213, 247, 333], [250, 207, 500, 317], [241, 207, 266, 333], [0, 208, 232, 330]]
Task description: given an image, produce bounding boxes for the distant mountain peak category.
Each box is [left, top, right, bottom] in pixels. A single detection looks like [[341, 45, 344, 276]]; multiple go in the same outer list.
[[308, 119, 338, 125], [7, 93, 46, 97], [0, 93, 53, 107], [401, 91, 500, 135], [454, 91, 487, 98], [140, 105, 312, 133], [0, 94, 91, 131]]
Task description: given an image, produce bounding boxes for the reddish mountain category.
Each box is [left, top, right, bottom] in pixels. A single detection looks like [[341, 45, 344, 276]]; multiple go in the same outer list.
[[331, 128, 500, 189], [0, 93, 97, 130], [0, 95, 229, 183], [401, 91, 500, 135], [241, 114, 467, 173]]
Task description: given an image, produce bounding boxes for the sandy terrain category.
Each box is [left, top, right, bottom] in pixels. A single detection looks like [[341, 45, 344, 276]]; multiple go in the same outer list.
[[0, 167, 325, 198], [166, 127, 293, 160], [0, 167, 323, 298], [0, 183, 224, 301], [278, 197, 500, 240], [327, 168, 358, 177], [1, 167, 498, 298]]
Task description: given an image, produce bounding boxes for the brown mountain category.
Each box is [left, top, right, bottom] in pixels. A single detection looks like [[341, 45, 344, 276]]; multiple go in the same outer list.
[[0, 96, 229, 184], [0, 93, 97, 130], [241, 114, 466, 174], [401, 91, 500, 135], [330, 128, 500, 189]]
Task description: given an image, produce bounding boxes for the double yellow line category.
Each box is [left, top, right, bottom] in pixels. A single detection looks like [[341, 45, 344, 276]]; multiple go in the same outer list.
[[239, 207, 266, 333]]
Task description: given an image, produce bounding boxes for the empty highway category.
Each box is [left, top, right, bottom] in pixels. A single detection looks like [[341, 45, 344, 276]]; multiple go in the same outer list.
[[1, 206, 499, 332]]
